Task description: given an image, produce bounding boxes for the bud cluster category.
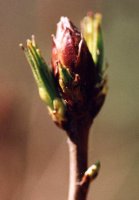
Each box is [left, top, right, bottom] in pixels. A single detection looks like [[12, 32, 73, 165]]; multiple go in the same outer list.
[[20, 13, 107, 130]]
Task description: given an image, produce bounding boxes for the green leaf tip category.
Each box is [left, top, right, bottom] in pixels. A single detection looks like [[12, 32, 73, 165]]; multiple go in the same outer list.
[[58, 64, 73, 93], [20, 35, 66, 126], [81, 12, 104, 75]]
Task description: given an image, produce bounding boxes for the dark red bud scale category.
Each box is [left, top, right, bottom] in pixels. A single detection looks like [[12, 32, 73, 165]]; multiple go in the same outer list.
[[51, 16, 97, 115]]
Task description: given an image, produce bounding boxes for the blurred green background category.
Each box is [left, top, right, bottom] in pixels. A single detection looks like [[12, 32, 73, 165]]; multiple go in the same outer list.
[[0, 0, 139, 199]]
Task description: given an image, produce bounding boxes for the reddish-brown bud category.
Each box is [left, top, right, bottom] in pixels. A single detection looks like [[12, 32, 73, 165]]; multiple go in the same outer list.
[[51, 17, 97, 113], [52, 17, 81, 74]]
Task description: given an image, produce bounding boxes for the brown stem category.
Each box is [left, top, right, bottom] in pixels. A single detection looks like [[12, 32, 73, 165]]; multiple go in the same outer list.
[[67, 126, 90, 200]]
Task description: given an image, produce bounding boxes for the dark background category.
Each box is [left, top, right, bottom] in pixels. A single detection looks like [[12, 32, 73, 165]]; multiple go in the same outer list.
[[0, 0, 139, 199]]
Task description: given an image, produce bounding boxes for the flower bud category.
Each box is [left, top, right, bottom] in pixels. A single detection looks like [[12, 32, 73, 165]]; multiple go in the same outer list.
[[51, 17, 97, 113]]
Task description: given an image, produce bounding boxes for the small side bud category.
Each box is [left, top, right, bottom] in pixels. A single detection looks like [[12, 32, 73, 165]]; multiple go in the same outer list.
[[84, 161, 101, 180], [80, 161, 101, 185]]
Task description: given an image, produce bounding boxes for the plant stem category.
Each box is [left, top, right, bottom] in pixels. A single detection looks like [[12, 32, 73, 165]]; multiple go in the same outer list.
[[67, 125, 90, 200]]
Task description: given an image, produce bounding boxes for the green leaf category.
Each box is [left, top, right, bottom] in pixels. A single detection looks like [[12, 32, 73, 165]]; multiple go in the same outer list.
[[81, 13, 104, 75]]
